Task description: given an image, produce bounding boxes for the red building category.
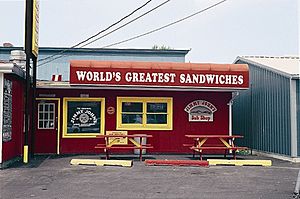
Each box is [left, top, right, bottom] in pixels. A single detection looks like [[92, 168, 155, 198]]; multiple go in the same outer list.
[[34, 60, 249, 154], [0, 61, 25, 168]]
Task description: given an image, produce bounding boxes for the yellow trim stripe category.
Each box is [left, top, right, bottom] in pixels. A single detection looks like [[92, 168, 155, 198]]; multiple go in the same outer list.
[[207, 159, 272, 167], [57, 100, 60, 154], [70, 159, 133, 167]]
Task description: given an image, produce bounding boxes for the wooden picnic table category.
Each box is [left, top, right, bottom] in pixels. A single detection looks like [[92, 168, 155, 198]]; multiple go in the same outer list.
[[95, 134, 153, 161], [184, 134, 247, 160]]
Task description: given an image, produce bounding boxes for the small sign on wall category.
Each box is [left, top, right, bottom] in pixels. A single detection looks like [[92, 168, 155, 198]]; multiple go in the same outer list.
[[184, 100, 217, 122], [106, 106, 115, 115], [3, 79, 12, 142], [106, 131, 128, 145]]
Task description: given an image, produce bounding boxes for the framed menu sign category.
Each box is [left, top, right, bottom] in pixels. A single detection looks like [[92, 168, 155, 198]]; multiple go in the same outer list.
[[66, 101, 101, 134], [2, 79, 12, 142]]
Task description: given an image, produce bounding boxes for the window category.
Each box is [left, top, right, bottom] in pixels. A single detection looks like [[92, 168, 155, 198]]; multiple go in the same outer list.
[[38, 103, 55, 129], [63, 98, 105, 138], [117, 97, 172, 130]]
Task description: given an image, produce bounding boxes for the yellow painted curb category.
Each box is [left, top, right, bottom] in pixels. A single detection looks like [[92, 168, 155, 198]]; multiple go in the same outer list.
[[70, 159, 133, 167], [207, 159, 272, 167]]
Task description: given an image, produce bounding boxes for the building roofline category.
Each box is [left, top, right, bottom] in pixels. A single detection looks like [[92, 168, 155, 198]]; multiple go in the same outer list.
[[0, 62, 25, 78], [234, 56, 299, 79], [70, 60, 249, 71], [0, 46, 190, 55], [242, 55, 299, 60], [36, 80, 248, 92]]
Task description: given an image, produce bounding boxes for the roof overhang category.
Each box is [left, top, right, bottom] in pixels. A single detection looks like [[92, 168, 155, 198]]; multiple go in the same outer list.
[[0, 62, 14, 73], [234, 56, 300, 79], [37, 81, 248, 92], [0, 62, 25, 78], [68, 60, 249, 91]]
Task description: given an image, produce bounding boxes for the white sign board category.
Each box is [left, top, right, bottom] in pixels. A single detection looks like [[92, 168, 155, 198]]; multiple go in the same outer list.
[[184, 100, 217, 122]]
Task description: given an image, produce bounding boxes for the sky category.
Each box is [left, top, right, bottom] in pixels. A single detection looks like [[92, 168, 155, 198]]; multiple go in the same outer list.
[[0, 0, 299, 63]]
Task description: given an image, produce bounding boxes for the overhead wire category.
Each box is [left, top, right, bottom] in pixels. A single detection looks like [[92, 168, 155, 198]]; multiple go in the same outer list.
[[38, 0, 227, 67], [38, 0, 154, 63], [79, 0, 171, 48], [38, 0, 171, 67], [103, 0, 227, 48]]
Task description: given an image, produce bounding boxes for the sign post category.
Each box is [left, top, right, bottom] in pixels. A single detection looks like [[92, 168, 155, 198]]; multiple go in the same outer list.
[[24, 0, 39, 163]]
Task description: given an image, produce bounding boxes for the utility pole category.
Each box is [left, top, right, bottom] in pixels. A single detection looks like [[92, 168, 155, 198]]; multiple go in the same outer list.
[[24, 0, 39, 163]]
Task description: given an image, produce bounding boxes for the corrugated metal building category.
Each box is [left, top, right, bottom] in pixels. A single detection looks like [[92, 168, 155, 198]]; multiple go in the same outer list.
[[233, 56, 299, 161], [0, 47, 189, 81]]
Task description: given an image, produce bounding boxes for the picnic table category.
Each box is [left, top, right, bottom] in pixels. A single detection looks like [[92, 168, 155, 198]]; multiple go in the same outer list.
[[95, 134, 153, 161], [184, 134, 248, 160]]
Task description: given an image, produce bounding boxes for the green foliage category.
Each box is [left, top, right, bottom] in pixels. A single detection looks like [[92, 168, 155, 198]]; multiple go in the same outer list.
[[236, 149, 251, 156]]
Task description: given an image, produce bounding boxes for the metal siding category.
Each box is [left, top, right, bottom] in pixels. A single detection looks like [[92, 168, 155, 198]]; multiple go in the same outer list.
[[0, 51, 11, 60], [233, 61, 291, 156], [37, 53, 184, 81], [1, 48, 187, 81], [297, 80, 300, 157]]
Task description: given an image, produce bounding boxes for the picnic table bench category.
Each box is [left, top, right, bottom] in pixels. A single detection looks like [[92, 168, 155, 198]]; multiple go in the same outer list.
[[95, 134, 153, 161], [184, 135, 248, 160]]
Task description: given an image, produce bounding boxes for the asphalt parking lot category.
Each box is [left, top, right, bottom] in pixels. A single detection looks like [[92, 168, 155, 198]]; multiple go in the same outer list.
[[0, 154, 299, 199]]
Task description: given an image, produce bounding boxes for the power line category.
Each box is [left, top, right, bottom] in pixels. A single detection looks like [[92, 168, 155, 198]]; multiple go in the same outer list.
[[38, 0, 171, 67], [79, 0, 171, 48], [38, 0, 227, 67], [38, 0, 153, 63], [103, 0, 227, 48]]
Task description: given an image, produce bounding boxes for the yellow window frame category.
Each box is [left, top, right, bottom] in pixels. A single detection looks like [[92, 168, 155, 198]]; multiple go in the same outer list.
[[63, 97, 105, 138], [116, 97, 173, 130]]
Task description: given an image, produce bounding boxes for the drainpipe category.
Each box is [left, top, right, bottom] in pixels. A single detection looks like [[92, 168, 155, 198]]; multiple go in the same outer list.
[[290, 78, 297, 158], [227, 92, 239, 136]]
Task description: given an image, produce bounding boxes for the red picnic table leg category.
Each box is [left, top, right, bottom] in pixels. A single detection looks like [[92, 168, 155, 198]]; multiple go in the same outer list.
[[103, 148, 109, 159], [233, 150, 236, 160], [193, 139, 197, 158], [224, 149, 228, 158], [139, 148, 143, 161], [105, 138, 109, 160], [199, 150, 203, 161], [139, 137, 143, 161]]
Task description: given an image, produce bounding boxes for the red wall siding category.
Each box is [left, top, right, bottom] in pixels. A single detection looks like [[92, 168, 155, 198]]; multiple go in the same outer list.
[[2, 75, 24, 161], [37, 89, 231, 154]]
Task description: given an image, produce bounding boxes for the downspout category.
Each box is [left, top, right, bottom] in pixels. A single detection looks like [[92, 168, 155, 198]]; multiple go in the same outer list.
[[228, 91, 239, 137], [290, 78, 297, 158]]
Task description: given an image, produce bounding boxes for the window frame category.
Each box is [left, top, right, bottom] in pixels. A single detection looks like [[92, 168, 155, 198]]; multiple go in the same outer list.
[[116, 97, 173, 130], [37, 102, 56, 130], [62, 97, 105, 138]]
